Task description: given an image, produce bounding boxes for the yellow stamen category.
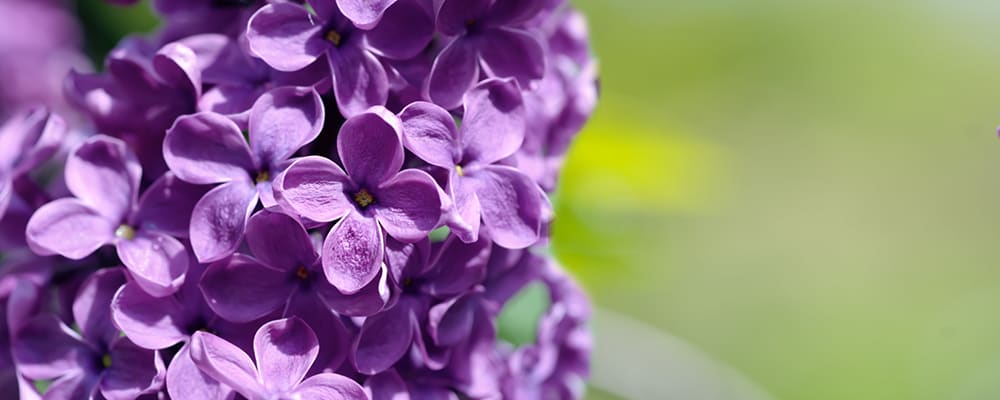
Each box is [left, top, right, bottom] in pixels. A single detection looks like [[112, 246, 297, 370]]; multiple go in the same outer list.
[[115, 224, 136, 241], [256, 170, 270, 183], [296, 266, 309, 280], [102, 354, 112, 368], [325, 30, 342, 46], [455, 165, 464, 177], [353, 188, 375, 208]]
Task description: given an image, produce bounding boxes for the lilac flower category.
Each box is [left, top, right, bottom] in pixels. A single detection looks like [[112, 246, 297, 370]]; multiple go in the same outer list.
[[26, 136, 205, 296], [111, 260, 257, 399], [426, 0, 547, 109], [400, 78, 547, 248], [274, 106, 443, 293], [0, 107, 66, 221], [190, 317, 367, 400], [66, 38, 201, 175], [164, 86, 324, 263], [13, 268, 166, 399], [246, 0, 434, 116]]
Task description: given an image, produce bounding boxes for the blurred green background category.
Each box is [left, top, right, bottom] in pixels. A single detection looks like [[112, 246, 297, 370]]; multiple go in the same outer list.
[[77, 0, 1000, 399]]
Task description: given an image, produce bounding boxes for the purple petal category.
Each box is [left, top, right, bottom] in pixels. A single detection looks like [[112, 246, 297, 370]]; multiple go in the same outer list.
[[482, 0, 547, 26], [116, 231, 188, 297], [365, 0, 433, 59], [316, 264, 391, 317], [323, 211, 384, 293], [64, 135, 140, 221], [337, 107, 403, 187], [153, 42, 201, 98], [72, 268, 126, 347], [337, 0, 397, 28], [374, 169, 443, 242], [247, 3, 328, 72], [425, 38, 480, 110], [425, 235, 489, 296], [253, 317, 319, 392], [436, 0, 491, 36], [200, 255, 293, 323], [428, 294, 477, 347], [247, 210, 318, 271], [329, 44, 389, 117], [384, 237, 432, 284], [285, 294, 349, 372], [398, 101, 460, 168], [0, 174, 10, 219], [189, 181, 258, 263], [478, 28, 545, 87], [296, 373, 368, 400], [135, 172, 210, 238], [448, 172, 482, 243], [12, 316, 89, 380], [0, 107, 66, 176], [198, 84, 263, 124], [100, 337, 165, 400], [249, 86, 324, 167], [190, 331, 265, 399], [111, 282, 189, 350], [41, 372, 98, 400], [164, 112, 255, 185], [459, 78, 526, 165], [273, 156, 354, 222], [352, 301, 416, 375], [25, 198, 114, 259], [364, 370, 409, 400], [470, 166, 543, 249], [166, 344, 236, 400]]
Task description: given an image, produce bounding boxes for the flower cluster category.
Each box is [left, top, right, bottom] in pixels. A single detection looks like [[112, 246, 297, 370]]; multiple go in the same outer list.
[[0, 0, 597, 398]]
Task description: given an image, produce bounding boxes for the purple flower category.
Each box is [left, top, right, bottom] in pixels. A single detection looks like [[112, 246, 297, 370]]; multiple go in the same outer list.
[[13, 268, 166, 400], [246, 0, 434, 116], [26, 136, 204, 296], [400, 78, 547, 248], [274, 106, 444, 293], [164, 86, 324, 263], [111, 260, 257, 399], [426, 0, 547, 109], [190, 316, 367, 400], [0, 107, 66, 221]]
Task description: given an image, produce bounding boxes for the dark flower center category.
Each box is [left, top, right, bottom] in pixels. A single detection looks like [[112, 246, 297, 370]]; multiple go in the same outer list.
[[325, 29, 343, 47], [101, 354, 112, 368], [115, 224, 136, 240], [353, 188, 375, 209], [255, 170, 270, 183], [295, 266, 310, 280]]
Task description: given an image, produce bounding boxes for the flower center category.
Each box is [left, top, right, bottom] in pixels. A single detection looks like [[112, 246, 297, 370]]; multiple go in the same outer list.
[[255, 170, 270, 183], [114, 224, 136, 240], [353, 188, 375, 209], [455, 165, 465, 177], [295, 266, 309, 280], [325, 29, 342, 47], [102, 354, 112, 368]]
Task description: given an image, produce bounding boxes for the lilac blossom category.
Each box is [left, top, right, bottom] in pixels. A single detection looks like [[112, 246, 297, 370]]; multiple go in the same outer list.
[[274, 106, 444, 293], [400, 78, 547, 248], [426, 0, 547, 109], [0, 107, 66, 221], [246, 0, 434, 116], [163, 86, 323, 262], [190, 317, 367, 400], [26, 136, 204, 296], [13, 268, 166, 399]]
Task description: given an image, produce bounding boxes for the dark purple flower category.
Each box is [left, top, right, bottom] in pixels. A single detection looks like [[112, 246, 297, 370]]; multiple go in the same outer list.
[[66, 38, 201, 176], [425, 0, 547, 109], [274, 106, 443, 293], [400, 78, 546, 248], [13, 268, 166, 400], [190, 317, 367, 400], [246, 0, 434, 116], [163, 86, 324, 263], [26, 136, 205, 296]]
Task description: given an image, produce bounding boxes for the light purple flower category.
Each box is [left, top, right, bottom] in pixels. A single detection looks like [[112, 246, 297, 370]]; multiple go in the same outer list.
[[164, 86, 324, 263], [26, 136, 204, 296], [400, 78, 546, 248], [425, 0, 547, 109], [12, 268, 166, 400], [0, 107, 66, 220], [190, 317, 367, 400], [274, 106, 443, 294], [246, 0, 434, 116]]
